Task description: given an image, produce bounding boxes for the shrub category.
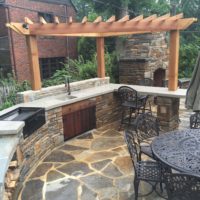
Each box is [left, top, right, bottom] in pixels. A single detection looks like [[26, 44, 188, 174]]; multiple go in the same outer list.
[[42, 51, 119, 87], [0, 74, 31, 111]]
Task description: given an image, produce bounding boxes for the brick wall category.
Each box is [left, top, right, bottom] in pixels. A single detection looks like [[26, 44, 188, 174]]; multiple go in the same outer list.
[[5, 0, 77, 81], [0, 7, 8, 37]]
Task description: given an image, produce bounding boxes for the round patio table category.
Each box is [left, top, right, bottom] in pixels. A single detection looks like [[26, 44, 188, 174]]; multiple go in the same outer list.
[[152, 129, 200, 177]]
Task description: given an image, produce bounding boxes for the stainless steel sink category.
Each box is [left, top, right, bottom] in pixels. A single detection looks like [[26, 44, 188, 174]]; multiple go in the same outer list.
[[55, 94, 77, 101]]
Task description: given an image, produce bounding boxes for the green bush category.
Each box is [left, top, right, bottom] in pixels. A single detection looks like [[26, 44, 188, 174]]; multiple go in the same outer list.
[[0, 74, 31, 111], [179, 39, 199, 78], [42, 51, 119, 87]]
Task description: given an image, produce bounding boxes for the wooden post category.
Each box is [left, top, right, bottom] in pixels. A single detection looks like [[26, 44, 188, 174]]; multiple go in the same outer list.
[[26, 35, 42, 90], [96, 37, 105, 78], [168, 30, 180, 91]]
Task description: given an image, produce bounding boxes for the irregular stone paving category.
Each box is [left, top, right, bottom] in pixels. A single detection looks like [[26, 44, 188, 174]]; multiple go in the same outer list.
[[19, 98, 191, 200]]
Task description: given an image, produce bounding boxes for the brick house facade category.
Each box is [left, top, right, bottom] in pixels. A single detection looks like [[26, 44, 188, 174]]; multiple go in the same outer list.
[[0, 0, 77, 81]]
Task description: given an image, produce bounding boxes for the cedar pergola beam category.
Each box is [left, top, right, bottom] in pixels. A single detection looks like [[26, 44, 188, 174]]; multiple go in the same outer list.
[[54, 16, 60, 24], [82, 16, 87, 24], [39, 17, 47, 24], [106, 16, 116, 23], [24, 17, 33, 24], [118, 15, 129, 22], [8, 13, 196, 35], [142, 14, 157, 22], [68, 16, 73, 23], [9, 15, 196, 37], [129, 15, 143, 22], [94, 16, 102, 23], [6, 13, 197, 91], [27, 19, 196, 36]]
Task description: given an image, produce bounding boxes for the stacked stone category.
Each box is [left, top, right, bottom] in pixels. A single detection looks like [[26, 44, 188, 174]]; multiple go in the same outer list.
[[157, 97, 180, 131], [119, 33, 169, 84], [4, 161, 20, 200], [96, 93, 121, 128], [6, 107, 64, 199]]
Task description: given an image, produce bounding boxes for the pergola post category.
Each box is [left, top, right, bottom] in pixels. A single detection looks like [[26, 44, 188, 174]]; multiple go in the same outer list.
[[168, 30, 180, 91], [26, 35, 42, 90], [96, 37, 105, 78]]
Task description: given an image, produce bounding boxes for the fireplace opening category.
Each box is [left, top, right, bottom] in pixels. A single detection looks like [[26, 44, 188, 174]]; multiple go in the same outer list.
[[153, 68, 166, 87]]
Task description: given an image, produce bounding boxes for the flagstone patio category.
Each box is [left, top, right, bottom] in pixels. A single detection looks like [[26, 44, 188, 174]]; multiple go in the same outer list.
[[18, 99, 191, 200]]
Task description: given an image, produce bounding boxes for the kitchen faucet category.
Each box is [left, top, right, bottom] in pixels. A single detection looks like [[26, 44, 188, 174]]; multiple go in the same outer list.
[[64, 76, 71, 95]]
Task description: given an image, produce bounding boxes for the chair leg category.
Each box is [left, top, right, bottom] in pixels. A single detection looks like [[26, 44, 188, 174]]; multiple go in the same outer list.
[[119, 107, 126, 130], [159, 182, 163, 193], [134, 178, 139, 200]]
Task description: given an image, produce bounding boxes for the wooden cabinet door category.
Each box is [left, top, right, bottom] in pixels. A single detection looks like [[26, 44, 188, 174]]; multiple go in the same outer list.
[[62, 101, 96, 140], [63, 112, 75, 139]]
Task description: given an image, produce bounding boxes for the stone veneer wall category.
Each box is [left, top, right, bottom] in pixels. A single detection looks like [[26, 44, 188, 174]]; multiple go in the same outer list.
[[7, 91, 122, 199], [119, 33, 169, 84], [18, 107, 63, 179], [95, 92, 121, 128], [6, 107, 64, 200], [157, 97, 180, 131], [17, 77, 110, 103]]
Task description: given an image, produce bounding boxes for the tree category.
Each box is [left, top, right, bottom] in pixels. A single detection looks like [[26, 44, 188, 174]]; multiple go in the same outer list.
[[72, 0, 200, 78]]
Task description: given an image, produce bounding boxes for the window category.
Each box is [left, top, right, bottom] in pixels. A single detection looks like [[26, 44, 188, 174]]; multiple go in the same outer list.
[[39, 57, 65, 79], [38, 12, 54, 23]]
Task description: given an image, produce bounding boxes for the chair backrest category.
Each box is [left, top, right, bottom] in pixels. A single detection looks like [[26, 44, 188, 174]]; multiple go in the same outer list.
[[118, 86, 138, 104], [135, 113, 160, 142], [124, 130, 138, 169], [164, 173, 200, 200], [190, 111, 200, 129], [138, 78, 154, 86]]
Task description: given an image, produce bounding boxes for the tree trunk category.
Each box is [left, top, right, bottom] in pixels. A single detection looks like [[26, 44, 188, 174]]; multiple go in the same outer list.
[[115, 1, 129, 55]]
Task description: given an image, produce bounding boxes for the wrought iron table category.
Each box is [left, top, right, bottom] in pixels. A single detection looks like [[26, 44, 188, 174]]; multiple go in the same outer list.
[[152, 129, 200, 177]]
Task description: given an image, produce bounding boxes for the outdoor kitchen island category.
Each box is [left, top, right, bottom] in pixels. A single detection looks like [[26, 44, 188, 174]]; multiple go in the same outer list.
[[0, 78, 187, 199]]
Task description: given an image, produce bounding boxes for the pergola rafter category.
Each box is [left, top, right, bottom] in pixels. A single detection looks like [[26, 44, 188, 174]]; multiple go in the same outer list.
[[7, 13, 196, 37], [6, 13, 197, 91]]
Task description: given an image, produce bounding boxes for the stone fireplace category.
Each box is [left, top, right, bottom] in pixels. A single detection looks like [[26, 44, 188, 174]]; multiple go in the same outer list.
[[119, 33, 169, 86]]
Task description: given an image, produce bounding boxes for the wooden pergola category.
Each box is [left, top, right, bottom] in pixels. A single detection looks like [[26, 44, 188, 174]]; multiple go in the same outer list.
[[7, 13, 197, 91]]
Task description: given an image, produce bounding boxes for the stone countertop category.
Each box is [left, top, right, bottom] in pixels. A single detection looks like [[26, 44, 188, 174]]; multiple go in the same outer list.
[[0, 122, 24, 200], [0, 121, 25, 135], [0, 84, 187, 115]]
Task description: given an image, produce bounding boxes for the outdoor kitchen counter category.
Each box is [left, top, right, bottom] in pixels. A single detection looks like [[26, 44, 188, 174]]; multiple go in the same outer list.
[[0, 83, 187, 115], [0, 83, 187, 199]]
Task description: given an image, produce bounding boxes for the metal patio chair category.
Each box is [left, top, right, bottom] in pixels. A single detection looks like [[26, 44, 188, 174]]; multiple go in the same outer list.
[[164, 173, 200, 200], [124, 130, 166, 200], [190, 111, 200, 129], [118, 86, 147, 129], [135, 113, 160, 160], [137, 78, 153, 114]]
